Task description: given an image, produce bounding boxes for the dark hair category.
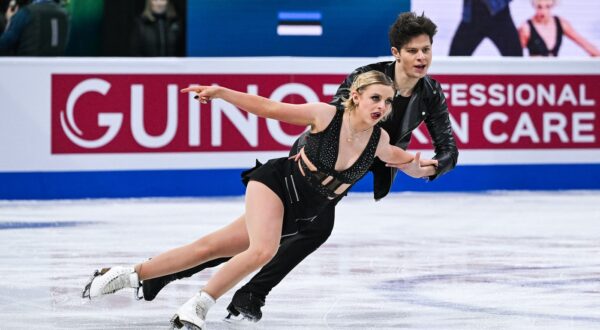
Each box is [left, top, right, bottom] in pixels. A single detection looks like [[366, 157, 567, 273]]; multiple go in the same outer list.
[[388, 12, 437, 50]]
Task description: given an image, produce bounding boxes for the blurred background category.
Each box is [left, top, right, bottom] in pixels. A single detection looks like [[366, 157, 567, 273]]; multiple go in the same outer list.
[[1, 0, 599, 199]]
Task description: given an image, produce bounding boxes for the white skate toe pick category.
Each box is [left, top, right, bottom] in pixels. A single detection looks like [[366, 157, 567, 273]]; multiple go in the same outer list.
[[170, 291, 215, 330], [82, 266, 139, 299]]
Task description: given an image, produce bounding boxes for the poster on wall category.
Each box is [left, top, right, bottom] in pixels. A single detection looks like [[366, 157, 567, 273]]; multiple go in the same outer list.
[[411, 0, 600, 57], [186, 0, 409, 57]]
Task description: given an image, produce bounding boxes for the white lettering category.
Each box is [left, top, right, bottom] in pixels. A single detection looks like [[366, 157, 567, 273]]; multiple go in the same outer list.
[[557, 84, 577, 106], [411, 127, 429, 143], [511, 112, 539, 143], [211, 84, 258, 147], [515, 84, 535, 106], [60, 78, 123, 148], [488, 84, 505, 107], [188, 86, 201, 146], [542, 112, 568, 143], [537, 84, 555, 106], [131, 84, 178, 148], [572, 112, 595, 143], [580, 84, 595, 106], [322, 84, 339, 96], [441, 83, 450, 99], [469, 84, 486, 107], [451, 83, 468, 106], [450, 112, 469, 143], [483, 112, 508, 144]]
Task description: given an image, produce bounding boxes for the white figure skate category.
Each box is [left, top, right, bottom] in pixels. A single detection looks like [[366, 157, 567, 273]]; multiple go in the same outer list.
[[170, 291, 215, 330], [82, 266, 140, 299]]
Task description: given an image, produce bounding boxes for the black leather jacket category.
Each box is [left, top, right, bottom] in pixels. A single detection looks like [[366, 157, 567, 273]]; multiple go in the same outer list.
[[330, 61, 458, 200]]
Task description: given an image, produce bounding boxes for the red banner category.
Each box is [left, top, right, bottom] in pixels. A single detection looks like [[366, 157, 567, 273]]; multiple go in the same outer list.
[[51, 74, 599, 154], [430, 74, 599, 149], [51, 74, 345, 153]]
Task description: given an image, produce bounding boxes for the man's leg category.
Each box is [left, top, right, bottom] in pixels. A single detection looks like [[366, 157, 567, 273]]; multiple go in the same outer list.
[[142, 257, 229, 301], [226, 202, 337, 321]]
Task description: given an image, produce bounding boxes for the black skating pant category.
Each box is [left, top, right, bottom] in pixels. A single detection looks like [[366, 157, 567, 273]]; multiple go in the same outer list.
[[163, 201, 336, 301]]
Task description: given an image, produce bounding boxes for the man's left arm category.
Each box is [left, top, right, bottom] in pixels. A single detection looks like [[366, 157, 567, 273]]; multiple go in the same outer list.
[[424, 79, 458, 180]]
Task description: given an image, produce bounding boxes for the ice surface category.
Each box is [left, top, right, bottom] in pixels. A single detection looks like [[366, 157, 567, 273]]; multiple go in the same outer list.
[[1, 191, 599, 329]]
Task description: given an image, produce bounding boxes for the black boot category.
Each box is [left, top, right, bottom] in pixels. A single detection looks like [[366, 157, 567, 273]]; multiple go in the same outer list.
[[141, 257, 229, 301], [225, 290, 265, 322]]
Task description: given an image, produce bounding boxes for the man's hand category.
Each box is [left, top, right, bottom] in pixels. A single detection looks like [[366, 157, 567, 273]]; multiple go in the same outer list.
[[386, 151, 438, 178]]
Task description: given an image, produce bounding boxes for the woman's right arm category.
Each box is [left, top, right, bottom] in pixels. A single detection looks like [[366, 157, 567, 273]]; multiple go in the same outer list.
[[180, 85, 334, 128]]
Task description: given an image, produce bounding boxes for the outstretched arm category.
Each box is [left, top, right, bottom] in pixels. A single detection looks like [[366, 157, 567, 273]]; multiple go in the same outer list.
[[561, 18, 600, 56], [375, 131, 414, 166], [377, 131, 438, 179], [181, 85, 333, 128]]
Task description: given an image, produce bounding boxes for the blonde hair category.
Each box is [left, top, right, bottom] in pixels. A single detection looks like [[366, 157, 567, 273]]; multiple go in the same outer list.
[[342, 70, 395, 114], [532, 0, 557, 6]]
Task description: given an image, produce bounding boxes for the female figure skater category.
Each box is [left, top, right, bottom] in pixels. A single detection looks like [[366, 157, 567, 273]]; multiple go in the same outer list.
[[518, 0, 600, 56], [82, 70, 437, 330]]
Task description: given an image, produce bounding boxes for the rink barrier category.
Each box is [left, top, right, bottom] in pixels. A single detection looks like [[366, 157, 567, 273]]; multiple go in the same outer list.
[[1, 164, 600, 200], [0, 58, 599, 199]]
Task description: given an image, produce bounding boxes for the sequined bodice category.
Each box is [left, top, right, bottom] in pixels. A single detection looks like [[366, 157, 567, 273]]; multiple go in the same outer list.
[[300, 105, 381, 197]]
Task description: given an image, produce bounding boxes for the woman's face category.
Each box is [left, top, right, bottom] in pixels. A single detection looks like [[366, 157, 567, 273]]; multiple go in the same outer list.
[[352, 84, 395, 124], [150, 0, 168, 15], [533, 0, 555, 21]]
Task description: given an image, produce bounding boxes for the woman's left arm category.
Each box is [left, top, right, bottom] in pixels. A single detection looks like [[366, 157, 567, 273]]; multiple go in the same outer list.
[[376, 131, 438, 178], [375, 131, 414, 166]]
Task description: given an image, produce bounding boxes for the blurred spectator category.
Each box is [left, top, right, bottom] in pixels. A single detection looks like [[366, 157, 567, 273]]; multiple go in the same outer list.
[[449, 0, 522, 56], [0, 1, 7, 33], [131, 0, 183, 56], [518, 0, 600, 57], [0, 0, 68, 56]]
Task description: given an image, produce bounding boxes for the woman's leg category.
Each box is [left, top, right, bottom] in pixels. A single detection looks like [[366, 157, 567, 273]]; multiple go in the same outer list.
[[202, 181, 283, 300], [135, 214, 250, 281]]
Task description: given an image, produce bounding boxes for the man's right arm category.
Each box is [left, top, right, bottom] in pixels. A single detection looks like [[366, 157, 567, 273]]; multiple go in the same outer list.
[[423, 78, 459, 180]]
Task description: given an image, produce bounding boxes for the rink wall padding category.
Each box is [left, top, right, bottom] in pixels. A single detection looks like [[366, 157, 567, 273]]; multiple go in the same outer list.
[[1, 58, 599, 199], [2, 164, 600, 200]]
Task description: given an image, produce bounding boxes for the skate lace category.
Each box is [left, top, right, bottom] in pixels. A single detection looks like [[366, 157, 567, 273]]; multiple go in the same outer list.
[[195, 299, 209, 320], [101, 270, 131, 295]]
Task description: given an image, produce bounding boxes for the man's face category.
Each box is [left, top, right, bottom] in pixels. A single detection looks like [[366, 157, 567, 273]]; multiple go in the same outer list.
[[151, 0, 168, 15], [392, 34, 432, 79]]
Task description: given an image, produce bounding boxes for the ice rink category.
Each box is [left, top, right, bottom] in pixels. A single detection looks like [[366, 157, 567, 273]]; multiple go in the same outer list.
[[1, 191, 599, 329]]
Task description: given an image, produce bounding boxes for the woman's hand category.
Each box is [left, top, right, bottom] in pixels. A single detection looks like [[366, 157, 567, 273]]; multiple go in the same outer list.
[[180, 86, 222, 104], [386, 152, 438, 178]]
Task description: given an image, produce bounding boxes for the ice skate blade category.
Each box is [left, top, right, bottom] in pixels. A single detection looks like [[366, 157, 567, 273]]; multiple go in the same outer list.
[[82, 268, 110, 299], [223, 313, 257, 326], [170, 315, 203, 330]]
